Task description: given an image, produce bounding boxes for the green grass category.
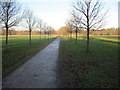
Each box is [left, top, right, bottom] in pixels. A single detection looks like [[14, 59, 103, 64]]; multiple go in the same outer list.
[[2, 35, 56, 77], [90, 35, 120, 43], [58, 35, 118, 88]]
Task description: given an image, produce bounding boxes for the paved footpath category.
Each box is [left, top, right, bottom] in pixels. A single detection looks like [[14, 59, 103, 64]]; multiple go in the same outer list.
[[3, 37, 60, 88]]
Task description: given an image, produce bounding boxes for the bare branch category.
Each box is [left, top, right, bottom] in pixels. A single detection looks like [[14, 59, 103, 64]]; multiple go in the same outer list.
[[23, 9, 37, 31], [73, 0, 107, 30], [0, 0, 21, 28]]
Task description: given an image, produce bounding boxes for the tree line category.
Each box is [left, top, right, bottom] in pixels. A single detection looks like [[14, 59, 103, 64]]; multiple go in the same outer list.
[[57, 27, 118, 36], [0, 0, 55, 47], [0, 29, 57, 35]]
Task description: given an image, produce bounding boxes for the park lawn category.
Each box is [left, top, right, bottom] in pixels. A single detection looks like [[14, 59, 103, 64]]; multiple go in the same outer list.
[[58, 35, 118, 88], [2, 35, 55, 77], [90, 35, 120, 43]]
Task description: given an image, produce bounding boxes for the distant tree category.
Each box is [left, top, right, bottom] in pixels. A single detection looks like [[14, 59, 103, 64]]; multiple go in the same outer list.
[[46, 26, 49, 39], [42, 23, 51, 39], [46, 26, 50, 39], [49, 26, 54, 38], [66, 19, 74, 39], [0, 0, 21, 47], [42, 23, 47, 39], [73, 0, 107, 52], [23, 9, 37, 44], [50, 29, 56, 36], [37, 19, 43, 39], [57, 27, 69, 36], [47, 26, 54, 39], [70, 10, 81, 44]]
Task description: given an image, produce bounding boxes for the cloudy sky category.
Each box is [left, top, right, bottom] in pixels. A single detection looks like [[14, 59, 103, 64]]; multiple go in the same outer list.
[[19, 0, 118, 30]]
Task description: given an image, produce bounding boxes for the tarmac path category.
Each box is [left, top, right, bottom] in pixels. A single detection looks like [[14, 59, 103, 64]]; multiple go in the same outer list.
[[3, 37, 60, 88]]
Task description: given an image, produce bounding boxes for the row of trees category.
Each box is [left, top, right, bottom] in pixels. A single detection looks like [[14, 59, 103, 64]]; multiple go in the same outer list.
[[66, 0, 107, 52], [0, 0, 54, 47], [57, 27, 118, 37], [0, 29, 57, 35]]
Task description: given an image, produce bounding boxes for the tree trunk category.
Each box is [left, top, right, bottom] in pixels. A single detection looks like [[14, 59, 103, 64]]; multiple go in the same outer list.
[[86, 28, 90, 52], [50, 33, 51, 38], [29, 30, 31, 45], [5, 25, 8, 48], [48, 33, 49, 39], [70, 32, 72, 39], [44, 31, 46, 39], [86, 7, 90, 52], [76, 27, 78, 44], [40, 30, 41, 39]]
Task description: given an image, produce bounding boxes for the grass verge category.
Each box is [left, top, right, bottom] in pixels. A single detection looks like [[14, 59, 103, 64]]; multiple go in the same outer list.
[[58, 36, 118, 88]]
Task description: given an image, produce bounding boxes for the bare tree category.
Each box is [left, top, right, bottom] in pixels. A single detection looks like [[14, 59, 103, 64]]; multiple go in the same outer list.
[[37, 19, 43, 39], [70, 10, 81, 44], [0, 0, 21, 47], [46, 26, 49, 39], [23, 9, 37, 44], [73, 0, 107, 52], [66, 19, 74, 39], [42, 23, 48, 39], [47, 26, 53, 39], [49, 26, 54, 38]]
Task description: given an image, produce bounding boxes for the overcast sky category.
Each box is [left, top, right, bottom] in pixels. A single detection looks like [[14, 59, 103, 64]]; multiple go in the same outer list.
[[19, 0, 118, 30]]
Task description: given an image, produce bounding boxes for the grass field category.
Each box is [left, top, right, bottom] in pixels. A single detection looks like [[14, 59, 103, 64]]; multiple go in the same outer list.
[[2, 35, 56, 77], [58, 35, 119, 88]]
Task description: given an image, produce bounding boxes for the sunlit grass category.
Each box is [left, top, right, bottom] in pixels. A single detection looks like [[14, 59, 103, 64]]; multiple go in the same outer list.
[[91, 36, 119, 42], [71, 35, 119, 45]]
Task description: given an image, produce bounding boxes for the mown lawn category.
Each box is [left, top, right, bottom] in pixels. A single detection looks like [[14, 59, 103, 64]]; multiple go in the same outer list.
[[58, 35, 119, 88], [2, 35, 56, 77]]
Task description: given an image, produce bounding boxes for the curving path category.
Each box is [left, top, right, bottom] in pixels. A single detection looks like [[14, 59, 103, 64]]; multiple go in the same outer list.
[[3, 37, 60, 88]]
